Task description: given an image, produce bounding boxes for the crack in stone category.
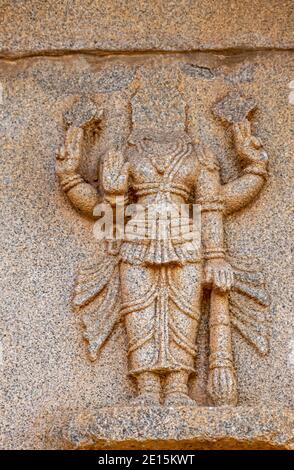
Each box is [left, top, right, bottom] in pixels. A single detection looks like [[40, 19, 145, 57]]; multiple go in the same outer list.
[[0, 46, 293, 62]]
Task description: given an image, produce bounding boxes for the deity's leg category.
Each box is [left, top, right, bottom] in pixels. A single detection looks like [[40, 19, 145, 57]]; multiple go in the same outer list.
[[164, 370, 196, 406], [163, 262, 203, 406], [130, 371, 161, 406], [120, 262, 162, 404]]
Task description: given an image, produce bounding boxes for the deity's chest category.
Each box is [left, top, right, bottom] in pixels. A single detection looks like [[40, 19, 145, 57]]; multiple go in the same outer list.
[[128, 149, 199, 191]]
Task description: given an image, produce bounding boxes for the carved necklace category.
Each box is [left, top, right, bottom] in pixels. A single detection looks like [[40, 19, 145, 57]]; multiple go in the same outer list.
[[139, 141, 184, 174]]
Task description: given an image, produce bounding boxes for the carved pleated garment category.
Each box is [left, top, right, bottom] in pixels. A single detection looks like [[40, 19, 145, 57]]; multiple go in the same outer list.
[[120, 262, 203, 375]]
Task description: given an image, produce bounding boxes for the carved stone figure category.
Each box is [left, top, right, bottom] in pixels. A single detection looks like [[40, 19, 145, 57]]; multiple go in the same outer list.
[[56, 68, 270, 407]]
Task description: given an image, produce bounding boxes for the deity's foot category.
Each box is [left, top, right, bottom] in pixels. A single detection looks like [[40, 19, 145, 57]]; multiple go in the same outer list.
[[164, 393, 197, 407], [130, 392, 161, 407]]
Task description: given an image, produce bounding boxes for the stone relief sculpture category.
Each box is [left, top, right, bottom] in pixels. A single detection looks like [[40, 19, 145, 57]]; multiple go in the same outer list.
[[56, 67, 270, 407]]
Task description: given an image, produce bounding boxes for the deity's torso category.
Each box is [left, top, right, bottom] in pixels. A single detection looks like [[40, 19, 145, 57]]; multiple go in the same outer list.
[[127, 142, 200, 206], [121, 141, 201, 266]]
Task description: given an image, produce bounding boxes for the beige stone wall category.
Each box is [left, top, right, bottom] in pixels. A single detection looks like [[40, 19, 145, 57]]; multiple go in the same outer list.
[[0, 1, 293, 449], [0, 0, 293, 55]]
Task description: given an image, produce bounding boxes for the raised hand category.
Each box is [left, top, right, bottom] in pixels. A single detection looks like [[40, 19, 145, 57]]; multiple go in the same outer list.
[[233, 119, 268, 165], [56, 126, 83, 177], [102, 147, 129, 195]]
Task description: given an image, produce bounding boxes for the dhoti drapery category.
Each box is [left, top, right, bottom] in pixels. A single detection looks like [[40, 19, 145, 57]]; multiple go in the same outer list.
[[120, 262, 203, 375]]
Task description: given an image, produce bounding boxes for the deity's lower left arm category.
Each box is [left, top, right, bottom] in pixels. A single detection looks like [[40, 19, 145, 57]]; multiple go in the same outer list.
[[208, 289, 238, 406], [196, 150, 226, 258]]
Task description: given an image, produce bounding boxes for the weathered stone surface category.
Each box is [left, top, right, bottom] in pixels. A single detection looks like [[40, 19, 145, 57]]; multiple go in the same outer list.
[[48, 406, 294, 450], [0, 1, 293, 57], [0, 2, 293, 451]]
